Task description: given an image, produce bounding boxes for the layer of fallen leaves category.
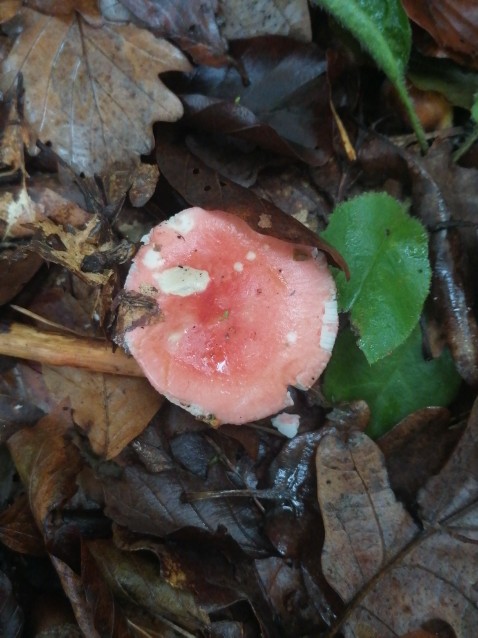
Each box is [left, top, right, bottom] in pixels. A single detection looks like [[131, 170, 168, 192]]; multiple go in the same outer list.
[[1, 3, 478, 637]]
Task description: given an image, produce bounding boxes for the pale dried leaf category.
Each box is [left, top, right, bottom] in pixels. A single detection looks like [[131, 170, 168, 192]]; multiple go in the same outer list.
[[419, 396, 478, 524], [316, 429, 418, 602], [1, 8, 191, 175], [29, 216, 115, 287], [219, 0, 311, 42], [43, 366, 163, 459], [0, 185, 43, 239]]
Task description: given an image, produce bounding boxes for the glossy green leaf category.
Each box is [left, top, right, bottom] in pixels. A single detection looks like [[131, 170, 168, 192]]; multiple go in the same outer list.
[[323, 327, 461, 438], [322, 192, 431, 363], [312, 0, 427, 150]]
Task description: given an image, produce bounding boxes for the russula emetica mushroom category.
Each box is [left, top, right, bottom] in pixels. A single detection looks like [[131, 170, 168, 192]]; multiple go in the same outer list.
[[124, 207, 338, 426]]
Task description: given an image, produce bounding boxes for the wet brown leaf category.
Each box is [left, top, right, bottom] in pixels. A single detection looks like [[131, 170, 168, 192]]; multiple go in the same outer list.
[[51, 555, 104, 638], [26, 0, 102, 23], [418, 395, 478, 523], [378, 407, 462, 504], [101, 416, 271, 556], [120, 0, 228, 67], [1, 7, 191, 174], [0, 249, 43, 306], [174, 35, 334, 166], [403, 0, 478, 70], [220, 0, 312, 42], [87, 539, 210, 633], [254, 556, 328, 635], [316, 428, 418, 603], [156, 138, 349, 273], [6, 408, 82, 532], [0, 493, 45, 555], [43, 365, 163, 459], [0, 571, 23, 638]]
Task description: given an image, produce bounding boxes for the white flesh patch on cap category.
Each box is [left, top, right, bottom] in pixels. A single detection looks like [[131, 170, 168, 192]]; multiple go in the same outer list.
[[271, 413, 300, 438], [323, 298, 337, 324], [246, 251, 256, 261], [154, 266, 210, 296], [320, 328, 337, 352], [286, 331, 297, 345], [142, 248, 165, 270], [164, 210, 195, 234], [234, 262, 244, 272]]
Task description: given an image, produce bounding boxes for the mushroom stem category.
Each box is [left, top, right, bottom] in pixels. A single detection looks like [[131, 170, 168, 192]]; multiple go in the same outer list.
[[0, 322, 143, 376]]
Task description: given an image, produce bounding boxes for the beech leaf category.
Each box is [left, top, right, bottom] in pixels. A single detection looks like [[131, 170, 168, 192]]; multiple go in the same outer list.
[[321, 192, 431, 363], [43, 366, 163, 460], [323, 326, 461, 437], [312, 0, 427, 150], [0, 8, 191, 175]]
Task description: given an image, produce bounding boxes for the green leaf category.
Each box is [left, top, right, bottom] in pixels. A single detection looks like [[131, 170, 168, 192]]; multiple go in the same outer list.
[[321, 192, 431, 363], [323, 327, 461, 438], [409, 56, 478, 110], [312, 0, 427, 151]]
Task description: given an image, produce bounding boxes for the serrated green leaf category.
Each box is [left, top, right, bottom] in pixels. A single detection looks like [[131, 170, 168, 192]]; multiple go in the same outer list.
[[312, 0, 427, 151], [323, 326, 461, 438], [321, 192, 431, 363]]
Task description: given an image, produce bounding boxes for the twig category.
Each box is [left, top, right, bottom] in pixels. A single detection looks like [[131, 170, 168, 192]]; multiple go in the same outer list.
[[0, 322, 143, 377]]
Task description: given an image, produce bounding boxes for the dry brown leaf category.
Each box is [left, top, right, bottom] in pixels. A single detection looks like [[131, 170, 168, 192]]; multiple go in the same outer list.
[[317, 423, 478, 637], [0, 0, 21, 24], [80, 161, 160, 210], [7, 408, 82, 531], [43, 365, 163, 459], [220, 0, 312, 42], [1, 7, 191, 175], [26, 0, 103, 24], [316, 428, 418, 603]]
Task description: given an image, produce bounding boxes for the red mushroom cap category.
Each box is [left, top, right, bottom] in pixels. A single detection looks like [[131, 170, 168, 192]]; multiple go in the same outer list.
[[124, 207, 337, 425]]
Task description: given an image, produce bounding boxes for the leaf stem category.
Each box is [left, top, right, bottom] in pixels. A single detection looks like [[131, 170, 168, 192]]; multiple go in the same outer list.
[[394, 76, 428, 153]]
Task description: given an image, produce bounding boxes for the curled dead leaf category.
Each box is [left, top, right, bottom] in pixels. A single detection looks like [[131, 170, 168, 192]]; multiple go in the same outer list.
[[43, 365, 163, 459], [156, 138, 349, 274]]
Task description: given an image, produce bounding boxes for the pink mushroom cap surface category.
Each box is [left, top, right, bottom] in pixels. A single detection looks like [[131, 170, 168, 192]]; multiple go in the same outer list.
[[124, 207, 338, 425]]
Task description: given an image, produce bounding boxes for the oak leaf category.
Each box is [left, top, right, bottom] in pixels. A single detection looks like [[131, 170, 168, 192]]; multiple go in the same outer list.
[[1, 8, 191, 175], [316, 414, 478, 637]]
